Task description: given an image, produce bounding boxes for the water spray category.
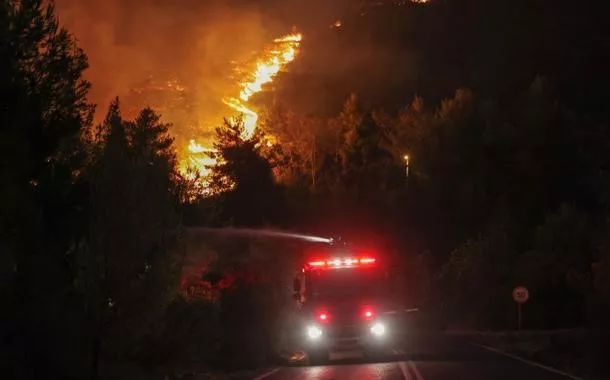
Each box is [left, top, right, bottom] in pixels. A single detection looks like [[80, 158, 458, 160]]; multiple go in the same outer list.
[[328, 236, 347, 246], [187, 227, 333, 244]]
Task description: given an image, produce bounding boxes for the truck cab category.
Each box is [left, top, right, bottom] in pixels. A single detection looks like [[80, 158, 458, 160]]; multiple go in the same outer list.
[[292, 243, 404, 364]]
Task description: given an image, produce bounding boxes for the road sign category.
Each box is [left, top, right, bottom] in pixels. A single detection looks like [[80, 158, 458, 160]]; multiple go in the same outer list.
[[512, 286, 529, 331], [512, 286, 529, 304]]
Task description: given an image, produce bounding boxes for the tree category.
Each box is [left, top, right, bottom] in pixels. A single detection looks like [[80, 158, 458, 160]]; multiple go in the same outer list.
[[440, 233, 514, 329], [516, 204, 594, 328], [377, 95, 428, 163], [1, 1, 94, 378], [329, 94, 398, 197], [130, 107, 175, 163], [83, 100, 182, 376], [208, 117, 284, 227], [0, 0, 94, 265], [333, 93, 363, 182], [259, 107, 321, 190]]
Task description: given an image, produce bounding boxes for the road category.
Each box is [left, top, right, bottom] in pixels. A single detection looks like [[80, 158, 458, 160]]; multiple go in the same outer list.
[[250, 334, 582, 380]]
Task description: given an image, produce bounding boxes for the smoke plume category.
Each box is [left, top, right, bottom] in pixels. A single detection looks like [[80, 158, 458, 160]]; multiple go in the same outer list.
[[55, 0, 290, 142]]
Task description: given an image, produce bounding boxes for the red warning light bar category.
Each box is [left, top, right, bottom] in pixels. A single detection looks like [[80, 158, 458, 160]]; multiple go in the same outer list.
[[308, 261, 326, 267], [362, 306, 376, 321], [305, 257, 377, 270], [318, 312, 329, 322]]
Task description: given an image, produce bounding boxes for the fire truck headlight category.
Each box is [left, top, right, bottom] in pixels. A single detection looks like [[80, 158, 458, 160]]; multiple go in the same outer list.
[[307, 325, 323, 339], [370, 322, 386, 337]]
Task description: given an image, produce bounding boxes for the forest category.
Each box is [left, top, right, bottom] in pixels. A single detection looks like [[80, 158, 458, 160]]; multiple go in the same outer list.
[[2, 0, 610, 379]]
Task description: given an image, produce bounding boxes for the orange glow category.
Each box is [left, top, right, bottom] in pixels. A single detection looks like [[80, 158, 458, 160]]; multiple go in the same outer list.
[[223, 32, 302, 138], [179, 139, 217, 179], [179, 32, 302, 187]]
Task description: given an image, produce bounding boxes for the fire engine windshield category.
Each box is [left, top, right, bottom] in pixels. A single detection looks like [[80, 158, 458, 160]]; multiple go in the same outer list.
[[307, 268, 387, 301]]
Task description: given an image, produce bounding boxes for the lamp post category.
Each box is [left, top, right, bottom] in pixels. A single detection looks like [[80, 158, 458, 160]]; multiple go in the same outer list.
[[403, 154, 410, 179]]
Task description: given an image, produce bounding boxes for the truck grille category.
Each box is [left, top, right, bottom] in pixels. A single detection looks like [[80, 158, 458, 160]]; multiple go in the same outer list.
[[330, 325, 360, 338]]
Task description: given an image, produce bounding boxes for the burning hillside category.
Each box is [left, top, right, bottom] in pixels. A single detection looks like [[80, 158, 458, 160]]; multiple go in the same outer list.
[[180, 31, 302, 181], [56, 0, 302, 190], [54, 0, 429, 191], [116, 31, 302, 187], [222, 33, 302, 139]]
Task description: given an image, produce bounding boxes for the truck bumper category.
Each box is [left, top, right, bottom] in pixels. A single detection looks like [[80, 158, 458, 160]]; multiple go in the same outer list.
[[303, 323, 394, 352]]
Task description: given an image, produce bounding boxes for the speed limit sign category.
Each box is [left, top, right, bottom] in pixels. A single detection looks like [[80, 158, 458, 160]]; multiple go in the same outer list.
[[512, 286, 529, 330], [512, 286, 529, 304]]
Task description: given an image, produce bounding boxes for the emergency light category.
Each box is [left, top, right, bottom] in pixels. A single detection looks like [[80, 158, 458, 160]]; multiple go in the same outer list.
[[305, 257, 377, 270], [362, 306, 377, 321], [313, 305, 378, 324], [316, 311, 330, 323]]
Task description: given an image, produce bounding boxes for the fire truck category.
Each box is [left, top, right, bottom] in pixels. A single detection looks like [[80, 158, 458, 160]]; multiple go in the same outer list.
[[292, 238, 408, 364]]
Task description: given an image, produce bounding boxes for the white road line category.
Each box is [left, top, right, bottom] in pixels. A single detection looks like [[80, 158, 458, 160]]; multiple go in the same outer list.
[[251, 367, 281, 380], [408, 360, 425, 380], [472, 343, 584, 380], [398, 361, 412, 380]]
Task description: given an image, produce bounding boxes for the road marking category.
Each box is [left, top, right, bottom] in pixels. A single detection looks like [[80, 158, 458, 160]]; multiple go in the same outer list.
[[472, 343, 584, 380], [251, 367, 281, 380], [408, 360, 425, 380], [398, 361, 411, 380]]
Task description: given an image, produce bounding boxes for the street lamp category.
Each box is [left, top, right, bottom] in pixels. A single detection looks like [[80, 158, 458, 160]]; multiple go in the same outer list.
[[403, 154, 410, 178]]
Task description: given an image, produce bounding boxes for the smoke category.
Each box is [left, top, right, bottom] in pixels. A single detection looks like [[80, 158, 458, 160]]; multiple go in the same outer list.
[[54, 0, 418, 145], [55, 0, 283, 138]]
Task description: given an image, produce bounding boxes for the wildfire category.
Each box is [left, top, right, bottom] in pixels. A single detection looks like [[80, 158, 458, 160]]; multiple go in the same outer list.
[[183, 139, 216, 176], [180, 31, 302, 187], [222, 32, 302, 138]]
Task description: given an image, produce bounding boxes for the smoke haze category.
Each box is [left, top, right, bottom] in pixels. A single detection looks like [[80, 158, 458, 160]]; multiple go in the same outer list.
[[55, 0, 296, 142], [54, 0, 413, 147]]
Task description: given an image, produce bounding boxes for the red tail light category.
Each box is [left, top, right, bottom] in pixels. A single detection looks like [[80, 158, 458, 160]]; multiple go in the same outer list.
[[362, 307, 376, 321], [315, 308, 331, 323]]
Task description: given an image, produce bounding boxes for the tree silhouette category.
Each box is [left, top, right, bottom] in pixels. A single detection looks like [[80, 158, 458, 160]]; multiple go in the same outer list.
[[1, 1, 94, 378], [208, 118, 284, 227], [85, 100, 182, 374], [131, 107, 175, 162]]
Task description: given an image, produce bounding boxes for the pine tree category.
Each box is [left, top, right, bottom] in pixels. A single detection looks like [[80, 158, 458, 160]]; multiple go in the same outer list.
[[208, 117, 283, 226]]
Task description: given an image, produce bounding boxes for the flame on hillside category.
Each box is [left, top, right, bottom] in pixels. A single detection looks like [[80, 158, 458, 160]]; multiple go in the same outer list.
[[184, 140, 216, 176], [179, 32, 302, 187], [223, 32, 302, 138]]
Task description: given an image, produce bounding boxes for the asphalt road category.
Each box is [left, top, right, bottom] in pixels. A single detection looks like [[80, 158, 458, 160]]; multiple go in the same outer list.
[[249, 334, 581, 380]]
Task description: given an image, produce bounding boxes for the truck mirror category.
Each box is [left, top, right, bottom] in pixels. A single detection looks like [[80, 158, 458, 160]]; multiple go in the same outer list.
[[293, 278, 301, 292]]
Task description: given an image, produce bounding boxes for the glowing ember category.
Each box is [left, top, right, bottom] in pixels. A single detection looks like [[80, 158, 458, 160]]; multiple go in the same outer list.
[[180, 31, 302, 188], [187, 139, 208, 154], [179, 139, 217, 178]]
